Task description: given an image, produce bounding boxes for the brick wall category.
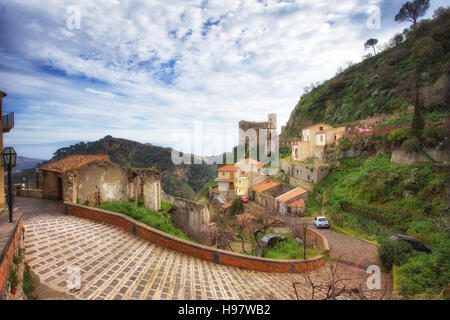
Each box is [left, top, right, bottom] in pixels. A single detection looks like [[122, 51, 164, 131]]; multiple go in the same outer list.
[[0, 214, 24, 296], [65, 203, 327, 274]]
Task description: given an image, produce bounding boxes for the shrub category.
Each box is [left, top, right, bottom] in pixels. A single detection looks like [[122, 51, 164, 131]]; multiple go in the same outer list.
[[378, 239, 413, 271], [97, 201, 192, 241], [422, 126, 444, 147], [400, 137, 421, 152], [8, 265, 19, 291], [397, 238, 450, 297], [231, 198, 244, 215], [387, 127, 411, 145], [338, 138, 352, 151], [22, 263, 36, 299]]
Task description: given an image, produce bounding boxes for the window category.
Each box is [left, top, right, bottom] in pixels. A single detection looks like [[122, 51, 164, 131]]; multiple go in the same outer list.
[[222, 172, 225, 177], [320, 127, 323, 131]]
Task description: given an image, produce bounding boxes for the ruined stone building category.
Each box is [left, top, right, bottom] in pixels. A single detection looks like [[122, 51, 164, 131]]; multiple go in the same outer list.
[[251, 180, 307, 216], [40, 155, 161, 211], [239, 113, 277, 153]]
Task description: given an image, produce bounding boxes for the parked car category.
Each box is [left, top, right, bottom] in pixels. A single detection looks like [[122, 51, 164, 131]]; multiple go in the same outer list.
[[239, 195, 249, 203], [314, 216, 330, 229]]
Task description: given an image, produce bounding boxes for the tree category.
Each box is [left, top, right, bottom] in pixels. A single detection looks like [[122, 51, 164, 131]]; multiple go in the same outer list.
[[411, 89, 425, 139], [395, 0, 431, 26], [390, 33, 404, 47], [229, 214, 253, 255], [364, 38, 378, 55], [230, 197, 243, 215], [292, 258, 390, 300], [432, 7, 446, 19], [253, 215, 281, 257]]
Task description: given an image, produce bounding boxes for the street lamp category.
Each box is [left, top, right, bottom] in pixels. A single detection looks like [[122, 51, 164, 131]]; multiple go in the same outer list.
[[36, 167, 39, 189], [1, 147, 17, 223]]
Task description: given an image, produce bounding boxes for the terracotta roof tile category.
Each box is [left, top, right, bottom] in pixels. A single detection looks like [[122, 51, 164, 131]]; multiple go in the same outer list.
[[217, 164, 240, 172], [41, 155, 109, 173], [251, 180, 280, 193], [238, 158, 265, 169], [288, 199, 305, 208], [276, 188, 307, 203]]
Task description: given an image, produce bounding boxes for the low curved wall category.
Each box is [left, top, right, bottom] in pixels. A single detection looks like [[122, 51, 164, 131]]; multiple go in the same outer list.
[[0, 214, 24, 295], [64, 203, 329, 273]]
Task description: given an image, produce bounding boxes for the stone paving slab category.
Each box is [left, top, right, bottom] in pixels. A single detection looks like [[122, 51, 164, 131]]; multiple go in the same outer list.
[[17, 197, 384, 300]]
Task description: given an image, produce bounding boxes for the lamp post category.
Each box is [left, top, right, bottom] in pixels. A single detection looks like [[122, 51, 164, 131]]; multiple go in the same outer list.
[[36, 167, 39, 189], [1, 147, 17, 223]]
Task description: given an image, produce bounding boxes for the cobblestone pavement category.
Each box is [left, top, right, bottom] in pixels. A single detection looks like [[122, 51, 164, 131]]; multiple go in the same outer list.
[[18, 198, 386, 300]]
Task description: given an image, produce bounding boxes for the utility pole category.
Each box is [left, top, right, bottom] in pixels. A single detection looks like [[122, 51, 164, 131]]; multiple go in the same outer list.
[[303, 221, 307, 260]]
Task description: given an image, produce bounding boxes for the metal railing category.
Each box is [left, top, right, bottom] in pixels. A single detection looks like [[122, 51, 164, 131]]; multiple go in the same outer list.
[[2, 112, 14, 128]]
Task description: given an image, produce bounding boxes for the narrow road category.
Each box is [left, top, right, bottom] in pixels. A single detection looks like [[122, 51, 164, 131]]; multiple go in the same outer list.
[[245, 202, 379, 269]]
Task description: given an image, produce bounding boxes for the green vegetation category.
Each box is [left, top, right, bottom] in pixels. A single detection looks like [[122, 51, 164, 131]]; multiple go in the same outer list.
[[8, 265, 19, 291], [378, 239, 413, 271], [230, 197, 244, 215], [97, 201, 193, 242], [387, 127, 411, 145], [303, 193, 321, 217], [315, 154, 448, 242], [22, 263, 36, 299], [411, 91, 425, 138], [283, 8, 450, 137], [262, 233, 320, 260], [396, 238, 449, 297], [312, 153, 448, 297], [279, 147, 291, 159], [199, 178, 218, 199]]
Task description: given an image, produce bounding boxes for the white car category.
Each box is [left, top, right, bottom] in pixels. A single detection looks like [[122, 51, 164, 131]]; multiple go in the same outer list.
[[314, 216, 330, 229]]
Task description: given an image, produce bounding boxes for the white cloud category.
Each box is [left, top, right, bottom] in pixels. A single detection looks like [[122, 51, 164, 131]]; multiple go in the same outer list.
[[0, 0, 410, 158]]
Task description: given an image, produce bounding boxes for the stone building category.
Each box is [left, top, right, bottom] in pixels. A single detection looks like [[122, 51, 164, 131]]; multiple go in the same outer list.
[[239, 114, 277, 152], [214, 164, 241, 202], [40, 155, 161, 211], [0, 91, 14, 211], [292, 123, 347, 162], [252, 180, 307, 216]]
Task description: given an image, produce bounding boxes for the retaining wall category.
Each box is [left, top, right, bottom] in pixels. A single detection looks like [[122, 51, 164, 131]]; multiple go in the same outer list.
[[64, 203, 328, 273], [281, 160, 331, 184], [0, 213, 24, 296], [392, 149, 450, 164], [161, 192, 211, 244]]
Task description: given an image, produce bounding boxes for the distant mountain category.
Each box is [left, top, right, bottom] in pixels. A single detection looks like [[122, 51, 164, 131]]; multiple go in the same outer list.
[[48, 135, 217, 200], [283, 9, 450, 137], [14, 156, 45, 173]]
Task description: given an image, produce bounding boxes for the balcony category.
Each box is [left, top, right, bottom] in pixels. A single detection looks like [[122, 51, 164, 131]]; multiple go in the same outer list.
[[2, 112, 14, 133]]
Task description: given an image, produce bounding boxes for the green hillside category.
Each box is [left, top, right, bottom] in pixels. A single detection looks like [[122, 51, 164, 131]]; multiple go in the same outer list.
[[283, 8, 450, 137]]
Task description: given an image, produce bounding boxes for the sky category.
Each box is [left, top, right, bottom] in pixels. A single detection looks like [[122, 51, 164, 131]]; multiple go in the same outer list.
[[0, 0, 446, 160]]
